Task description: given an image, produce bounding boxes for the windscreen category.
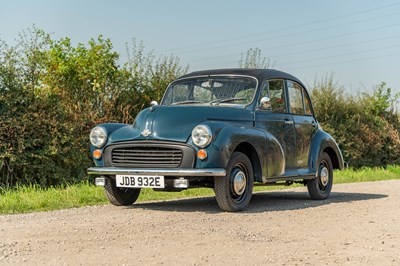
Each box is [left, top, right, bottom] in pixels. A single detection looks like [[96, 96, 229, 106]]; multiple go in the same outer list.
[[161, 76, 257, 106]]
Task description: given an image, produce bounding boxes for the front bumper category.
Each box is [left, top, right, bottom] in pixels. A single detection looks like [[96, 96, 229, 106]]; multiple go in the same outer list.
[[87, 167, 226, 177]]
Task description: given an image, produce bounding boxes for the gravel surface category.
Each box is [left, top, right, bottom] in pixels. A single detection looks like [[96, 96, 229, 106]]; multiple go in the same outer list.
[[1, 180, 399, 265]]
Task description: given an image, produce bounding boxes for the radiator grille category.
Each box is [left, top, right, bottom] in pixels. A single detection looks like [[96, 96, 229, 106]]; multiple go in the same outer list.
[[112, 146, 183, 168]]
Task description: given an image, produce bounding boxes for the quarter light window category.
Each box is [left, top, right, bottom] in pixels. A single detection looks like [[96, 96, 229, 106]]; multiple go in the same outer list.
[[304, 92, 313, 115]]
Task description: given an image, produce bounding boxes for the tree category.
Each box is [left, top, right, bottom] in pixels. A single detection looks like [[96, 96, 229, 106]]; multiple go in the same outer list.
[[122, 39, 189, 122], [239, 48, 274, 69]]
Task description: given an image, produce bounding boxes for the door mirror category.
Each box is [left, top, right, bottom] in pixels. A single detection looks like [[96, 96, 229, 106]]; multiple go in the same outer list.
[[259, 97, 271, 110], [150, 100, 158, 111]]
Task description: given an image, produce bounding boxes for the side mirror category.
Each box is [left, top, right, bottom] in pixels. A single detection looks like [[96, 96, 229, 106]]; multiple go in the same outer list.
[[149, 100, 158, 111], [259, 97, 271, 110]]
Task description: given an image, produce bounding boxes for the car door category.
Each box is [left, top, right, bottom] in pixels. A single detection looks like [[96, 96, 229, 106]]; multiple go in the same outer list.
[[255, 79, 297, 177], [286, 80, 318, 175]]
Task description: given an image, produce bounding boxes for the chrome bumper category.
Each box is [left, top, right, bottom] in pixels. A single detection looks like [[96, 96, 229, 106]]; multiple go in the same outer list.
[[87, 167, 226, 177]]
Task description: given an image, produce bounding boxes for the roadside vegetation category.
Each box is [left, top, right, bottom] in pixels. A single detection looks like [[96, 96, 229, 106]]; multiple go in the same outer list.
[[1, 166, 399, 215], [0, 27, 399, 213]]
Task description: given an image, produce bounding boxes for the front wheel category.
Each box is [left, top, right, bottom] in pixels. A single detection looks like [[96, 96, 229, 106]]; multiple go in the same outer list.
[[214, 152, 254, 212], [104, 177, 141, 206], [307, 152, 333, 200]]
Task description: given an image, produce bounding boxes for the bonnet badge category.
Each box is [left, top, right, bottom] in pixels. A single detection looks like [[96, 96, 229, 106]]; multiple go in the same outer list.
[[141, 128, 151, 137]]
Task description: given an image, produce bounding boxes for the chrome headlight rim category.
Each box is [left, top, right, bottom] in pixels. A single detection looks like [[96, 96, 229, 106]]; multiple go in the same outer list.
[[191, 125, 212, 148], [90, 126, 108, 148]]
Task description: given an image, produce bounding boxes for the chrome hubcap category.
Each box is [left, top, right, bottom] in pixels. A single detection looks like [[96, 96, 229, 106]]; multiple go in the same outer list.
[[233, 171, 246, 196], [320, 166, 329, 187]]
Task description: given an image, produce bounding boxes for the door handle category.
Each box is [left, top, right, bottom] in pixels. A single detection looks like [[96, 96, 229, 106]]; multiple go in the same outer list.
[[284, 120, 293, 125]]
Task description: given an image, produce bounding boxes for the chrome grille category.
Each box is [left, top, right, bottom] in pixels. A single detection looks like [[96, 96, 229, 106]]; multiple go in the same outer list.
[[112, 146, 183, 168]]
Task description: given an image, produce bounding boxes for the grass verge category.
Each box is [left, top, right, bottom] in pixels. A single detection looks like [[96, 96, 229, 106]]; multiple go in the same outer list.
[[1, 165, 399, 214]]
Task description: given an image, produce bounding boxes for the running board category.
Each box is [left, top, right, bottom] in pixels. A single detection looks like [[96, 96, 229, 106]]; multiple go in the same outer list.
[[263, 174, 315, 184]]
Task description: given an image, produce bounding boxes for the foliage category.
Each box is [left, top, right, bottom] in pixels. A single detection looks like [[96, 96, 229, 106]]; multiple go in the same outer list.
[[122, 39, 189, 122], [311, 76, 400, 167], [239, 48, 274, 69], [1, 27, 399, 189], [0, 27, 188, 188]]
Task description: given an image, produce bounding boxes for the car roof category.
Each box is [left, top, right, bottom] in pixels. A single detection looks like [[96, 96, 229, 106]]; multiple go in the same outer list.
[[177, 68, 305, 87]]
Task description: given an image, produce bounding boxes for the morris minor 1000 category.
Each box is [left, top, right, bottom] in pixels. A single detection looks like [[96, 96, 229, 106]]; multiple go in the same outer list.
[[87, 69, 344, 211]]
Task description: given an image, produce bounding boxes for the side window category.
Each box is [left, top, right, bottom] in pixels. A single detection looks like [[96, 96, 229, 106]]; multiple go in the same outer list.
[[287, 81, 305, 115], [269, 80, 287, 113]]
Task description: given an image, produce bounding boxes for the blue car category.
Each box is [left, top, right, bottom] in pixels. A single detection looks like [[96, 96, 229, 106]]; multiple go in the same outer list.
[[87, 69, 344, 211]]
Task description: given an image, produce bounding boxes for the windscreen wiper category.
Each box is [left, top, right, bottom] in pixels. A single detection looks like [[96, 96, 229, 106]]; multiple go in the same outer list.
[[210, 98, 245, 105], [171, 100, 203, 105]]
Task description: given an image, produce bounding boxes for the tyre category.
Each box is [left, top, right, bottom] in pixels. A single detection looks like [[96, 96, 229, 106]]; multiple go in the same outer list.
[[214, 152, 254, 212], [307, 152, 333, 200], [104, 177, 141, 206]]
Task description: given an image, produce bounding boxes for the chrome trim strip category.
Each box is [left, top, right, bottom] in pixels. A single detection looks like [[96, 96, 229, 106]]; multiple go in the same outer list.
[[87, 167, 226, 177]]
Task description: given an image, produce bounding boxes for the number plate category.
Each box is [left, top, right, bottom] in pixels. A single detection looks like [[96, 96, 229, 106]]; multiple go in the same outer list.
[[116, 175, 165, 188]]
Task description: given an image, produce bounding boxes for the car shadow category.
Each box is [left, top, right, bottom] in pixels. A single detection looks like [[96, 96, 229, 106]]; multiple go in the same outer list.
[[125, 190, 387, 214]]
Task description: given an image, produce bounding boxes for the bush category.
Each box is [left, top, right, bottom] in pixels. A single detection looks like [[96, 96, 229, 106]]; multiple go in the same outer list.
[[1, 27, 399, 188], [311, 76, 400, 167], [0, 27, 188, 188]]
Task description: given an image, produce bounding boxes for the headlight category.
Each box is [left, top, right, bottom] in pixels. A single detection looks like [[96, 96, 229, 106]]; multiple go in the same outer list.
[[90, 126, 107, 148], [192, 125, 212, 148]]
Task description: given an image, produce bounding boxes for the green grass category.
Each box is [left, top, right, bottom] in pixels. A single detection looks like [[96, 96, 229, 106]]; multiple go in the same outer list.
[[334, 165, 400, 183], [1, 165, 399, 215], [0, 182, 108, 214]]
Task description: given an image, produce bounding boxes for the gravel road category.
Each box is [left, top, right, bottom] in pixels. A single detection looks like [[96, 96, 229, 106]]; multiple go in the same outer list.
[[1, 180, 399, 265]]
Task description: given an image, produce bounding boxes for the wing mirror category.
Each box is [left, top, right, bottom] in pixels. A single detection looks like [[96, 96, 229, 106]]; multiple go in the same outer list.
[[259, 97, 271, 110], [150, 100, 158, 111]]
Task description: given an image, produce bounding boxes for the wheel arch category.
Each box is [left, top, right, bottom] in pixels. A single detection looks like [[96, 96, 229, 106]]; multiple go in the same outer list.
[[201, 124, 285, 180], [323, 146, 340, 170], [233, 142, 263, 183], [309, 130, 344, 174]]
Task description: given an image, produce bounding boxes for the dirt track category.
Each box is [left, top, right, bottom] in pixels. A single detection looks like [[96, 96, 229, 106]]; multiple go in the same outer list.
[[1, 180, 400, 265]]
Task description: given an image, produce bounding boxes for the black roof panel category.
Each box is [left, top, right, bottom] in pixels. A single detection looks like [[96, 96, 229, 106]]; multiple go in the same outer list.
[[178, 68, 305, 87]]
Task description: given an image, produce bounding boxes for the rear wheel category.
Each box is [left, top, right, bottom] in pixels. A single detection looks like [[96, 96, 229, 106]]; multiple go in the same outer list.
[[307, 152, 333, 200], [104, 177, 141, 206], [214, 152, 254, 212]]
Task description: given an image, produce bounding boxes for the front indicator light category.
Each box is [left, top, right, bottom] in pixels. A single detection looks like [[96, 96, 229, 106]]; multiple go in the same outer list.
[[93, 149, 102, 159], [197, 149, 208, 160]]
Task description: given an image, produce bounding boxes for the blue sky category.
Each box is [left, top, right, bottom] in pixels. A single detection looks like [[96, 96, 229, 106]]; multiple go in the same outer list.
[[1, 0, 400, 95]]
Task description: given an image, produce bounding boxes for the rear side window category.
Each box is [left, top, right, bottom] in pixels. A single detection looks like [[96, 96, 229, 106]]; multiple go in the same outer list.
[[287, 81, 314, 116], [287, 81, 304, 115]]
